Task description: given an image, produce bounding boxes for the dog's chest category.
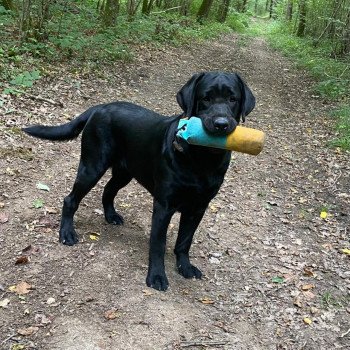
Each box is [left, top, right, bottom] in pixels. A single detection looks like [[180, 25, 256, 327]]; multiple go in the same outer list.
[[167, 172, 224, 210]]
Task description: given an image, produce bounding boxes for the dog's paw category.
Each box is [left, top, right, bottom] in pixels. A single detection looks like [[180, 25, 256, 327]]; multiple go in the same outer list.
[[146, 271, 169, 291], [59, 229, 79, 246], [178, 263, 202, 279], [105, 211, 124, 225]]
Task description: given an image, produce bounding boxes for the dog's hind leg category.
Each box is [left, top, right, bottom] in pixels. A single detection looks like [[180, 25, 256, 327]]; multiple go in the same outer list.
[[174, 208, 206, 279], [102, 166, 132, 225], [60, 159, 110, 245]]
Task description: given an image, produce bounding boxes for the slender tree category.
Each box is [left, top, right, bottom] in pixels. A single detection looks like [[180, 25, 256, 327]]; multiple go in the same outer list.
[[286, 0, 293, 21], [296, 0, 307, 37], [180, 0, 192, 16], [197, 0, 214, 22], [1, 0, 15, 10], [141, 0, 155, 15], [100, 0, 120, 26], [217, 0, 230, 22]]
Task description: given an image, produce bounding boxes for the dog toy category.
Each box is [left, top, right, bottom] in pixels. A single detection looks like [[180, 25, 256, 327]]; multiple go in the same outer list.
[[176, 117, 265, 155]]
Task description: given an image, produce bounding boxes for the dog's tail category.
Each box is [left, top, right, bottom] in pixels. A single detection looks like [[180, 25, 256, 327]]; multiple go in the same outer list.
[[22, 107, 94, 141]]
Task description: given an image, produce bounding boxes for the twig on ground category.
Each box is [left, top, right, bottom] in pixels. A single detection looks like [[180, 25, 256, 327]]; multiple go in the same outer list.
[[340, 328, 350, 338], [179, 340, 228, 348], [24, 92, 64, 107], [1, 333, 16, 345]]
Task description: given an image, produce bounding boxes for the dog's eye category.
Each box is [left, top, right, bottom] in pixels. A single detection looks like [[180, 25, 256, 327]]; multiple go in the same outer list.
[[202, 96, 210, 102], [229, 96, 237, 102]]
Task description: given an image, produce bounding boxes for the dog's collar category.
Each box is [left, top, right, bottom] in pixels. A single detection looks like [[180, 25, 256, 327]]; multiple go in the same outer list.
[[172, 115, 189, 152], [173, 137, 184, 152]]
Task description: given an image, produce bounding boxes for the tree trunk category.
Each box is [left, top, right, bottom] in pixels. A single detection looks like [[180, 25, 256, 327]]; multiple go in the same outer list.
[[296, 0, 307, 37], [269, 0, 274, 18], [180, 0, 192, 16], [338, 8, 350, 56], [1, 0, 15, 10], [127, 0, 142, 20], [286, 0, 293, 21], [217, 0, 230, 22], [20, 0, 32, 41], [142, 0, 155, 14], [197, 0, 214, 22], [254, 0, 258, 15], [216, 0, 231, 23], [241, 0, 248, 13], [101, 0, 119, 26]]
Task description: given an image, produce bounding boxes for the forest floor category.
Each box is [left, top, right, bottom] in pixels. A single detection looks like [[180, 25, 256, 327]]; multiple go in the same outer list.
[[0, 33, 349, 350]]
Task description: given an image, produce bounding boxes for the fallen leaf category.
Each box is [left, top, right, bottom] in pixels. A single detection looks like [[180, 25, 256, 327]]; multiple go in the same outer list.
[[301, 284, 315, 291], [303, 290, 316, 300], [35, 313, 52, 325], [303, 317, 312, 325], [320, 211, 327, 219], [45, 207, 58, 214], [33, 199, 44, 209], [272, 276, 285, 284], [89, 233, 100, 241], [0, 212, 9, 223], [15, 256, 30, 265], [17, 326, 39, 336], [303, 267, 316, 277], [22, 245, 33, 253], [119, 203, 131, 208], [293, 295, 303, 308], [142, 289, 153, 296], [310, 306, 319, 314], [36, 182, 50, 191], [210, 204, 219, 213], [0, 213, 9, 224], [104, 309, 120, 320], [0, 298, 10, 308], [199, 297, 215, 305], [11, 345, 25, 350], [341, 248, 350, 255], [10, 281, 32, 295], [46, 297, 56, 305]]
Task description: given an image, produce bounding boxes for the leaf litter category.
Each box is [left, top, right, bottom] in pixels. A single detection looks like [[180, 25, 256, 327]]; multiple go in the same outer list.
[[0, 33, 349, 350]]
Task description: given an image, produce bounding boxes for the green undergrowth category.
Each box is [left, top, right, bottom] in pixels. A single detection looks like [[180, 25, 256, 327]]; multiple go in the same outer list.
[[0, 4, 236, 99], [329, 106, 350, 150], [246, 19, 350, 150], [0, 9, 232, 75]]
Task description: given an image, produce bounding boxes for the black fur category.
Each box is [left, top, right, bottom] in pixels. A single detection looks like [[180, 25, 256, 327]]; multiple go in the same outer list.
[[23, 72, 255, 291]]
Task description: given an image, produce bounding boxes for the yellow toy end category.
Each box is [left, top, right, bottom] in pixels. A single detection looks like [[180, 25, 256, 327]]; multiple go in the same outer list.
[[226, 126, 266, 155]]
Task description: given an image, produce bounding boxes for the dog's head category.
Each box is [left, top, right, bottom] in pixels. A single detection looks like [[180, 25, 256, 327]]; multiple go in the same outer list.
[[176, 72, 255, 135]]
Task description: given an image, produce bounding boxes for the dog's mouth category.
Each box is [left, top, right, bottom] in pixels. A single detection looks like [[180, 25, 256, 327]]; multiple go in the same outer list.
[[201, 116, 237, 136]]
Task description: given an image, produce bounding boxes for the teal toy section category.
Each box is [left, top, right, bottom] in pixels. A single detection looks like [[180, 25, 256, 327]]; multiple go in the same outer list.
[[176, 117, 227, 149]]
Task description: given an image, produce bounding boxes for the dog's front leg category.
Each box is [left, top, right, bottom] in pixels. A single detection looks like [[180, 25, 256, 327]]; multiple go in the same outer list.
[[146, 200, 174, 291], [174, 208, 206, 279]]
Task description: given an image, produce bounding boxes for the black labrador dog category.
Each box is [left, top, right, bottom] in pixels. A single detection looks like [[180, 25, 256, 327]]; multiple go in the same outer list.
[[23, 72, 255, 291]]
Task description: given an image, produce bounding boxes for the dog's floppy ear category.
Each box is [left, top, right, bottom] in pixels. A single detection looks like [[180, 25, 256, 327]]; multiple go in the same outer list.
[[176, 73, 205, 117], [236, 73, 255, 122]]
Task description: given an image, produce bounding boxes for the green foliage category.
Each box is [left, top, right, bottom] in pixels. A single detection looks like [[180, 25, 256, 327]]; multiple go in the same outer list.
[[3, 70, 41, 95], [246, 18, 350, 150], [226, 9, 250, 32], [265, 21, 350, 100], [330, 106, 350, 150], [321, 291, 350, 309]]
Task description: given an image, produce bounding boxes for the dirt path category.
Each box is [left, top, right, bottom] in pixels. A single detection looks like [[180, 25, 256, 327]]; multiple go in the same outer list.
[[1, 34, 349, 350]]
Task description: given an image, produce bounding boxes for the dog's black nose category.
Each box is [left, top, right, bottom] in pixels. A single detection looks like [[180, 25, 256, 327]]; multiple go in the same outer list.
[[214, 117, 229, 131]]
